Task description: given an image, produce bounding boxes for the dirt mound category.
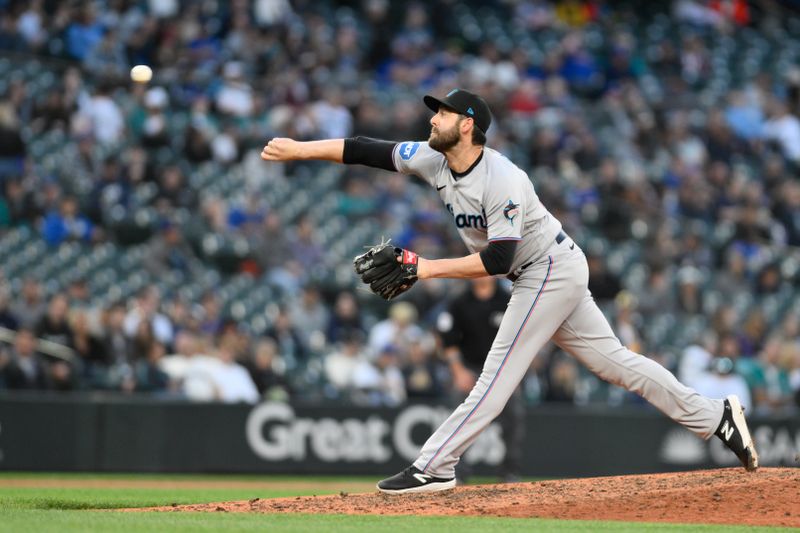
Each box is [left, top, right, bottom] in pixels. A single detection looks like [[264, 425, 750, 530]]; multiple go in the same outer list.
[[138, 468, 800, 527]]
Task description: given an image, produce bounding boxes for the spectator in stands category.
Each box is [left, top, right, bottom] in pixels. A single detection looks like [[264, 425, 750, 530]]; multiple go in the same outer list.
[[144, 221, 201, 277], [289, 285, 329, 353], [87, 156, 130, 226], [1, 328, 49, 390], [206, 337, 259, 403], [693, 356, 752, 412], [134, 341, 173, 394], [374, 345, 407, 405], [679, 332, 718, 390], [586, 251, 621, 302], [309, 88, 353, 139], [136, 87, 170, 149], [614, 291, 643, 354], [368, 301, 424, 358], [543, 352, 580, 403], [215, 61, 254, 118], [752, 336, 795, 414], [0, 99, 26, 181], [155, 165, 197, 212], [100, 301, 131, 367], [762, 97, 800, 164], [79, 82, 124, 146], [210, 123, 241, 165], [324, 329, 369, 396], [70, 308, 106, 370], [11, 278, 45, 330], [16, 0, 47, 53], [197, 291, 223, 337], [265, 307, 306, 367], [0, 12, 25, 53], [637, 266, 677, 319], [42, 196, 96, 247], [773, 180, 800, 247], [0, 286, 19, 331], [3, 178, 40, 226], [402, 338, 447, 399], [351, 343, 406, 407], [289, 215, 323, 271], [65, 4, 104, 62], [326, 291, 364, 345], [66, 278, 91, 309], [35, 293, 73, 348], [84, 28, 127, 79], [123, 286, 174, 347], [246, 338, 290, 401], [676, 265, 704, 315]]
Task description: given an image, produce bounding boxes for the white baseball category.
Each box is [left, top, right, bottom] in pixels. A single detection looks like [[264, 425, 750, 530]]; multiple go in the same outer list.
[[130, 65, 153, 83]]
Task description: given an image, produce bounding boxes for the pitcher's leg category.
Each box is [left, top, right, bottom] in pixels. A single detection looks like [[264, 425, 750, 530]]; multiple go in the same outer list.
[[552, 292, 723, 438], [414, 256, 582, 478], [498, 385, 525, 480]]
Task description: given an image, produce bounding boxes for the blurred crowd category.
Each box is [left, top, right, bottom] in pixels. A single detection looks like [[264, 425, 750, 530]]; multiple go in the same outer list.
[[0, 0, 798, 414]]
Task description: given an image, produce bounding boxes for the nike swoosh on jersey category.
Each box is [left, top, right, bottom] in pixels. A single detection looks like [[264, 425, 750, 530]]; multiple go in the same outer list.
[[436, 185, 446, 191]]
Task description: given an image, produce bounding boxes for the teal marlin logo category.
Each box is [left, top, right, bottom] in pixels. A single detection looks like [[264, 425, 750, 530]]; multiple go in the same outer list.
[[503, 200, 519, 225]]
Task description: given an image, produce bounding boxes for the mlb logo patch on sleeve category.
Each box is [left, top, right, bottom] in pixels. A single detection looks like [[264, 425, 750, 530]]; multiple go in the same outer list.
[[398, 142, 420, 161]]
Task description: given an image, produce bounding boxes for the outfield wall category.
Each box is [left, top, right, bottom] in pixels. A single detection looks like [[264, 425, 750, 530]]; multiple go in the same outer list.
[[0, 395, 797, 476]]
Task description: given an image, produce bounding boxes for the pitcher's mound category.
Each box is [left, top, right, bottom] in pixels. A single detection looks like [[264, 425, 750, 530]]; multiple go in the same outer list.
[[141, 467, 799, 527]]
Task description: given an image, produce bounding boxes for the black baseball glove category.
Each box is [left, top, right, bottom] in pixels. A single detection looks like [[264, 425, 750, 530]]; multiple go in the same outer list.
[[353, 240, 419, 300]]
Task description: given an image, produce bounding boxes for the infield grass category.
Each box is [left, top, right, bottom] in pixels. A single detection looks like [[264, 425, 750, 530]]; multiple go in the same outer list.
[[0, 473, 795, 532]]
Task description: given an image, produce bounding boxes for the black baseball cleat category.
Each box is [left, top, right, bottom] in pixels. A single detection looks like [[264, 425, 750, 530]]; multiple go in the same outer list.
[[377, 466, 456, 494], [715, 395, 759, 472]]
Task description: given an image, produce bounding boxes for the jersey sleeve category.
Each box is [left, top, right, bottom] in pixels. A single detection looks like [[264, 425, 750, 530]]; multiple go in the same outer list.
[[391, 141, 444, 187], [483, 174, 526, 242]]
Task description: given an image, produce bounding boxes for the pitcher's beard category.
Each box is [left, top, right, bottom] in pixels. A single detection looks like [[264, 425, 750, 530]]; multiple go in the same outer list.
[[428, 126, 460, 153]]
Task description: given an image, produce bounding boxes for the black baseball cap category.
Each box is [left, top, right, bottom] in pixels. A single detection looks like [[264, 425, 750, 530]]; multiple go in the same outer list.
[[423, 89, 492, 133]]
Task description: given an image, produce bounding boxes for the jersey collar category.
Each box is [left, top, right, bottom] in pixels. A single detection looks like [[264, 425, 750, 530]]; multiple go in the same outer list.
[[449, 149, 484, 181]]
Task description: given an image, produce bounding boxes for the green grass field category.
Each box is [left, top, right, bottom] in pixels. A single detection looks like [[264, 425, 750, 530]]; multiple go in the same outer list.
[[0, 473, 795, 532]]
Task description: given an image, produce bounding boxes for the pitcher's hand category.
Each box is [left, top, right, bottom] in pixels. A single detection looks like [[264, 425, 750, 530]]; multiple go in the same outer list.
[[261, 138, 301, 161]]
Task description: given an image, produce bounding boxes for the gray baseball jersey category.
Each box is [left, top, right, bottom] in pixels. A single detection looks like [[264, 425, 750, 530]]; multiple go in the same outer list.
[[390, 140, 725, 478], [392, 141, 561, 273]]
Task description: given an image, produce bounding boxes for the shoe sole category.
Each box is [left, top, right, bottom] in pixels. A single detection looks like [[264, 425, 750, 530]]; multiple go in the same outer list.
[[727, 395, 759, 472], [377, 479, 456, 494]]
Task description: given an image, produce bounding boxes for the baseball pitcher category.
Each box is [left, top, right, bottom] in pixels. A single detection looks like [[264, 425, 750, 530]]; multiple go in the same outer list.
[[261, 89, 758, 494]]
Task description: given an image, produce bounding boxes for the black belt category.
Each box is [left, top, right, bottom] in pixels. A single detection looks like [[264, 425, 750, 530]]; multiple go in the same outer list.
[[506, 231, 567, 282]]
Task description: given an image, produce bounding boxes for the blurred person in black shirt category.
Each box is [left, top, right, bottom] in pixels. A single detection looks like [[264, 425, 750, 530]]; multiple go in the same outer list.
[[586, 252, 621, 302], [35, 293, 73, 348], [401, 339, 447, 400], [2, 328, 49, 390], [0, 287, 19, 330], [436, 278, 523, 483]]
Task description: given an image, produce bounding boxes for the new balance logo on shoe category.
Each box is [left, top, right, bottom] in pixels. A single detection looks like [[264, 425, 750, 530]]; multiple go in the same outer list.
[[720, 420, 734, 441], [413, 473, 432, 484]]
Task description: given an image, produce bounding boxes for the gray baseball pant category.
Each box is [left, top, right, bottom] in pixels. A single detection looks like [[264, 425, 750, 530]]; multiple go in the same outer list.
[[414, 237, 724, 478]]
